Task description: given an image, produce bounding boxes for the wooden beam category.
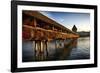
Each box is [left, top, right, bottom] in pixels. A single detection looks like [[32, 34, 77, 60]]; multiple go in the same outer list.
[[34, 18, 37, 27]]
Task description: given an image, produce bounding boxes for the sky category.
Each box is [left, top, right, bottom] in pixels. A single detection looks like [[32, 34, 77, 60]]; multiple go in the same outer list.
[[40, 11, 90, 32]]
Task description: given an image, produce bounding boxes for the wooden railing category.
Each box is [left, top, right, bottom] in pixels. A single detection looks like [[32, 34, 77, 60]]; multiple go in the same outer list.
[[22, 25, 79, 41]]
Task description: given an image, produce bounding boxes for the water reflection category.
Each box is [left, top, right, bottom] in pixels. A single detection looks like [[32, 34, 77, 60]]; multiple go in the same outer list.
[[68, 37, 90, 60], [22, 37, 90, 62]]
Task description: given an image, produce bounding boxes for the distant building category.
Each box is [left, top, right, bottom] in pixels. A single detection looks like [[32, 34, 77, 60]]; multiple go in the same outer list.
[[72, 25, 77, 32]]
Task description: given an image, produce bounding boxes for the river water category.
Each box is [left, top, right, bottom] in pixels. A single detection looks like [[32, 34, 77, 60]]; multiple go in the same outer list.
[[22, 37, 90, 62], [67, 37, 90, 60]]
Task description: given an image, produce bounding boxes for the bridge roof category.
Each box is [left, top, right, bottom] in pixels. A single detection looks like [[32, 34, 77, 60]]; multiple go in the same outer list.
[[23, 10, 76, 34]]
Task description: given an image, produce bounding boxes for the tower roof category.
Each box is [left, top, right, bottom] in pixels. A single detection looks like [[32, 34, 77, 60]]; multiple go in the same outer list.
[[72, 25, 77, 30]]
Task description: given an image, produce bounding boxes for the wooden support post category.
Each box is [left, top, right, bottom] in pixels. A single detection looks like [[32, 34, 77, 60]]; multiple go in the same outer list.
[[40, 41, 43, 60], [52, 25, 54, 31], [59, 39, 61, 48], [39, 41, 41, 60], [33, 18, 37, 27], [34, 41, 37, 60], [45, 40, 48, 57], [23, 17, 37, 27], [35, 40, 41, 60], [55, 40, 57, 53], [40, 41, 43, 53], [63, 39, 64, 47], [30, 30, 34, 40]]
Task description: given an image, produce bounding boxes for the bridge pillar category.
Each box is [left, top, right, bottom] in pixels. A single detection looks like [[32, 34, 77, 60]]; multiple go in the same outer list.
[[55, 40, 57, 53], [34, 40, 48, 60]]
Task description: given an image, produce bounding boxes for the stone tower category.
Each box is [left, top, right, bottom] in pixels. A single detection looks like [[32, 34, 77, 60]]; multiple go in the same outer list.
[[72, 25, 77, 32]]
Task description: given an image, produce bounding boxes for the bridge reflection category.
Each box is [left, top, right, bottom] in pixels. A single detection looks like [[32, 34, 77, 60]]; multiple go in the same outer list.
[[22, 39, 78, 62]]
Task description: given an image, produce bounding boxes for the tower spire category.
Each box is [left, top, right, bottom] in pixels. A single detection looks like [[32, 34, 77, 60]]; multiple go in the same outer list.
[[72, 25, 77, 32]]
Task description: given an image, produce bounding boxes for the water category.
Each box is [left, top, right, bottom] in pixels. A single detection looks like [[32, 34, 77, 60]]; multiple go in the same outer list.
[[22, 37, 90, 62], [68, 37, 90, 60]]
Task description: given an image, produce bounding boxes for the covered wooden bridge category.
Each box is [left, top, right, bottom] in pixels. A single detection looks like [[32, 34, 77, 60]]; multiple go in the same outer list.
[[22, 11, 79, 41], [22, 11, 79, 61]]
